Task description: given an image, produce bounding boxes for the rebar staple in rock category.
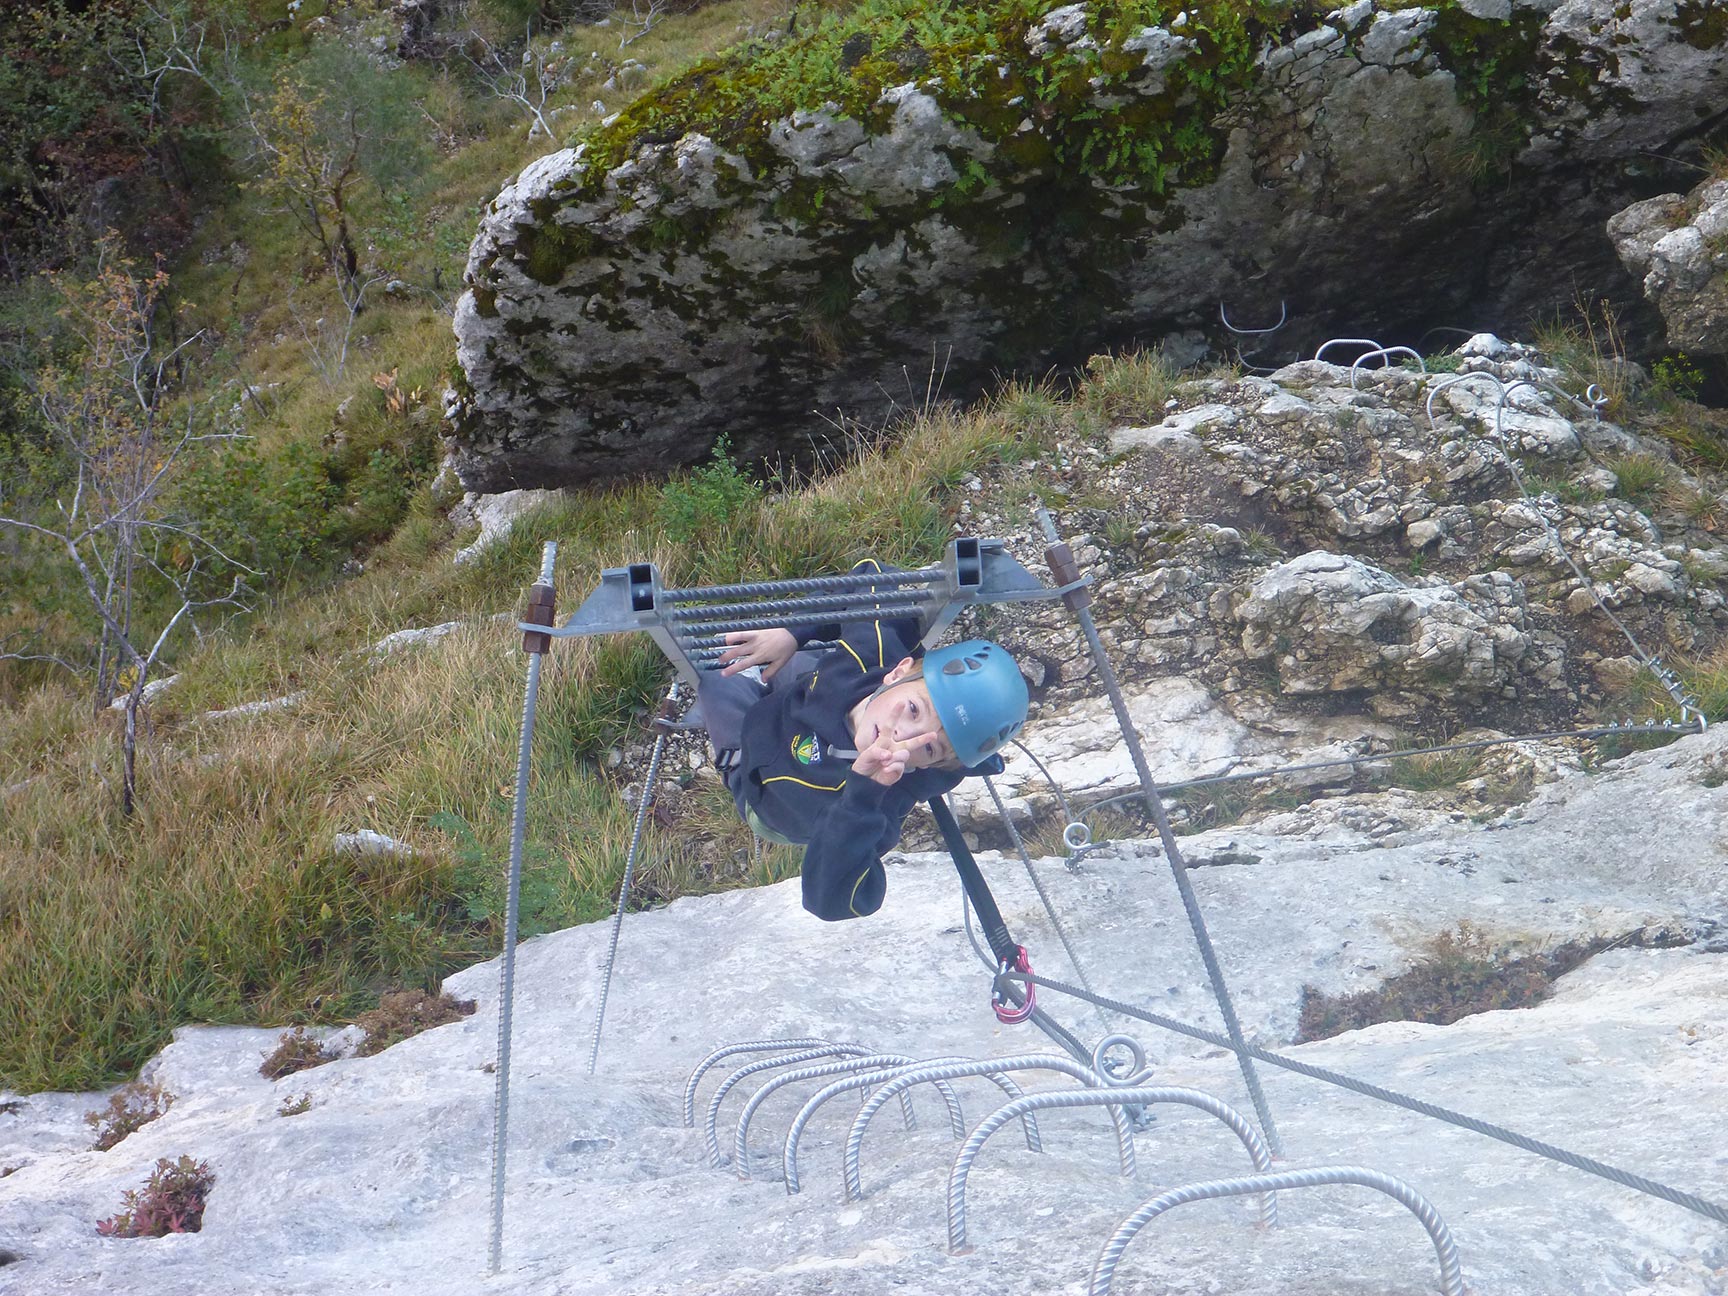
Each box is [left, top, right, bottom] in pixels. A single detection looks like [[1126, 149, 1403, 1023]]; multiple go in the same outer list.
[[1313, 338, 1388, 365], [1089, 1166, 1463, 1296], [947, 1085, 1277, 1253], [1348, 345, 1426, 388], [683, 1038, 837, 1127], [779, 1057, 1033, 1196], [734, 1054, 966, 1178], [845, 1054, 1131, 1202], [703, 1044, 874, 1166]]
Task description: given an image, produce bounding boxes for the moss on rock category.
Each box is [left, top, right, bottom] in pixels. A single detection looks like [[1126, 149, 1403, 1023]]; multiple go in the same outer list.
[[573, 0, 1321, 210]]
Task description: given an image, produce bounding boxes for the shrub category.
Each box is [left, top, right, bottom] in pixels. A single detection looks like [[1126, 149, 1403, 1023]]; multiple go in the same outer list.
[[85, 1083, 172, 1152], [1078, 349, 1179, 424], [259, 1027, 330, 1080], [96, 1156, 215, 1238], [656, 436, 763, 548], [354, 990, 476, 1057]]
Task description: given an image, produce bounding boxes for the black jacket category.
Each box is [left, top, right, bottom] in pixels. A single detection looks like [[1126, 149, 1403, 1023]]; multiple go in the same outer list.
[[735, 562, 998, 921]]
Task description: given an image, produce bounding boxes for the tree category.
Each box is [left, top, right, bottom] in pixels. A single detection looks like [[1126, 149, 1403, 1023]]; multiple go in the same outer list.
[[230, 41, 426, 300], [0, 233, 252, 814]]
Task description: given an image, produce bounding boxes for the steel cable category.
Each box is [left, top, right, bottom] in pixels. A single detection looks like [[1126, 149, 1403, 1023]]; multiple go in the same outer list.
[[984, 774, 1096, 997], [999, 969, 1728, 1226]]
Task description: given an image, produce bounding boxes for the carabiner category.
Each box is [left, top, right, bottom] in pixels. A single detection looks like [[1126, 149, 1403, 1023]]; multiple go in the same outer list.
[[992, 946, 1036, 1025]]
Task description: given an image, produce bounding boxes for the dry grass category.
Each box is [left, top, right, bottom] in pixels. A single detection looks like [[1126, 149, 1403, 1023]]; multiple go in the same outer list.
[[1294, 922, 1689, 1042], [354, 990, 476, 1057]]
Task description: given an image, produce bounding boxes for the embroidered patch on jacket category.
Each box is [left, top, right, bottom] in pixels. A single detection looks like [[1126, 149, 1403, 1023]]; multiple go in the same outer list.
[[790, 733, 821, 765]]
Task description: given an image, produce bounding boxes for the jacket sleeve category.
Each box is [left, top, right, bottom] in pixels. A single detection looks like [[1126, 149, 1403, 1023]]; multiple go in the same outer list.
[[798, 765, 974, 922], [798, 777, 908, 921]]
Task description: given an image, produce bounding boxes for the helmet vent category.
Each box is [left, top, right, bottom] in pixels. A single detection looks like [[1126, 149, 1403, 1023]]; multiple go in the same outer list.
[[943, 659, 968, 675]]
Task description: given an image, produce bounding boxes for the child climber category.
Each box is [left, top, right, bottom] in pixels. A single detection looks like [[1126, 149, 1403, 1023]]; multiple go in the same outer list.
[[694, 559, 1029, 922]]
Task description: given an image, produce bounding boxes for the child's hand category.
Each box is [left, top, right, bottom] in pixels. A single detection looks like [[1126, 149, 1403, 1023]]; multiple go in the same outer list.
[[718, 627, 798, 679], [853, 731, 940, 787]]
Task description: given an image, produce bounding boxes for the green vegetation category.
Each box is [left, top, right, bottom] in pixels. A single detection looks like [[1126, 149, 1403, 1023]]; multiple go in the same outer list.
[[1421, 7, 1547, 180], [574, 0, 1302, 196], [1602, 451, 1675, 507]]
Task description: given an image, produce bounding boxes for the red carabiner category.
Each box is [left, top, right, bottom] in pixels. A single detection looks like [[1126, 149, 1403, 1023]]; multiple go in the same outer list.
[[992, 945, 1035, 1025]]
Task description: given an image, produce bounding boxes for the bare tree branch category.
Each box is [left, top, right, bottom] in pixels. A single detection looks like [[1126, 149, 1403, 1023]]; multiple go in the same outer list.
[[463, 28, 575, 139]]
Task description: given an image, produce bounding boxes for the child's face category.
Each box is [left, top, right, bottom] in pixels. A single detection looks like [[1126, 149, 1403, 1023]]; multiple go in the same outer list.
[[855, 670, 955, 770]]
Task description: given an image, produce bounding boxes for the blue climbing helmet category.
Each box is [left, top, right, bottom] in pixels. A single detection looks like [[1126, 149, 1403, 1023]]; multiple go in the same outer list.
[[921, 639, 1029, 768]]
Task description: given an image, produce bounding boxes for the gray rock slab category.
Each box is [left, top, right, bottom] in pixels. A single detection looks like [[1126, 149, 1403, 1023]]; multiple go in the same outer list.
[[2, 730, 1726, 1294]]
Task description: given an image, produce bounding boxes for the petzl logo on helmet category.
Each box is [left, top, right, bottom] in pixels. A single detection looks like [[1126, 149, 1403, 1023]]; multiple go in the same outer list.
[[953, 703, 970, 726], [790, 734, 820, 765]]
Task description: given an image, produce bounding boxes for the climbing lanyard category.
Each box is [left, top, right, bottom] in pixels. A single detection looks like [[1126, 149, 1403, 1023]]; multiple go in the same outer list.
[[927, 796, 1036, 1024]]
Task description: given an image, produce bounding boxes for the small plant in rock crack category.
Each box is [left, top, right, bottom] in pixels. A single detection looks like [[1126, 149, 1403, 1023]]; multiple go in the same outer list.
[[259, 1026, 332, 1080], [85, 1083, 172, 1152], [354, 989, 476, 1056], [276, 1093, 314, 1117], [96, 1156, 215, 1238]]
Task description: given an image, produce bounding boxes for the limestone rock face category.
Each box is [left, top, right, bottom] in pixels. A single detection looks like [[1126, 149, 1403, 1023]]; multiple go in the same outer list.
[[448, 0, 1728, 492], [1233, 551, 1535, 700], [4, 726, 1728, 1296], [1611, 177, 1728, 359], [953, 342, 1727, 765]]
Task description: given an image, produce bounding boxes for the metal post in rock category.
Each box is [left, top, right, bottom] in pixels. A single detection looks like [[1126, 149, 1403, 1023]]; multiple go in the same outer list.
[[489, 541, 557, 1274]]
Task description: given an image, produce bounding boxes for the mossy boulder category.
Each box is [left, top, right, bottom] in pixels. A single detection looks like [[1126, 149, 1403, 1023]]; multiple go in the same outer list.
[[448, 0, 1728, 492]]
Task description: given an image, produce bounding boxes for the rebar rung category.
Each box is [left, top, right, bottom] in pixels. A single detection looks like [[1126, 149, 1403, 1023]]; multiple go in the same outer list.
[[845, 1054, 1131, 1202], [664, 567, 945, 602], [1090, 1165, 1463, 1296], [947, 1085, 1276, 1253], [667, 590, 934, 623]]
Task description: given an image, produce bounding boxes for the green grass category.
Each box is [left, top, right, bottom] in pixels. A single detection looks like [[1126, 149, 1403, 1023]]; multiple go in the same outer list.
[[1602, 451, 1675, 507]]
